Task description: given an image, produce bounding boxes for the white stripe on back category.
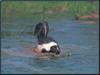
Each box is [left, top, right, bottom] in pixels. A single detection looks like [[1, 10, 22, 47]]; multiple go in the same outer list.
[[37, 42, 57, 51]]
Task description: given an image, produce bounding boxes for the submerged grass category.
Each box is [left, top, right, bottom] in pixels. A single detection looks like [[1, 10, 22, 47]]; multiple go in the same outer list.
[[1, 1, 99, 20]]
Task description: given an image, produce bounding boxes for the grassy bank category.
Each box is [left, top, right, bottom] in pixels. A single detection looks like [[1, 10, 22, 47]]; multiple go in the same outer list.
[[1, 1, 99, 20]]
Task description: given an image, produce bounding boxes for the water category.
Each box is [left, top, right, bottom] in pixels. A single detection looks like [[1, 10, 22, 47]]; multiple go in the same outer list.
[[1, 18, 99, 74]]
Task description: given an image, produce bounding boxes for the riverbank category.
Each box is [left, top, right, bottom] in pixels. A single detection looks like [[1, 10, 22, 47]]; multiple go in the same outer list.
[[1, 1, 99, 20]]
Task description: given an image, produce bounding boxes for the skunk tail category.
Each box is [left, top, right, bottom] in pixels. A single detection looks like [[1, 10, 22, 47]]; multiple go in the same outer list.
[[34, 21, 49, 38]]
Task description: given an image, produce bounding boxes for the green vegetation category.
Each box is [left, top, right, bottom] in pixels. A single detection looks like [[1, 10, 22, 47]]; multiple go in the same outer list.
[[1, 1, 99, 20]]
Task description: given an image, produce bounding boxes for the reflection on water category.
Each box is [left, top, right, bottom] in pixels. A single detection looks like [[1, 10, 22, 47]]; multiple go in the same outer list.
[[1, 18, 99, 74]]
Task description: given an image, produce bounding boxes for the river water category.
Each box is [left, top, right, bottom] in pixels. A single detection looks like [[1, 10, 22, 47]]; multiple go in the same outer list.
[[1, 18, 99, 74]]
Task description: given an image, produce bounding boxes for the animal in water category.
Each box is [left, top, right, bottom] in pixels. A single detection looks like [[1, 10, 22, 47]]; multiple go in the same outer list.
[[33, 21, 61, 56]]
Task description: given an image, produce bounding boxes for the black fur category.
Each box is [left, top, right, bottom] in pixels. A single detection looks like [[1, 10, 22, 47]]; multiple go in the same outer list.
[[41, 49, 48, 53], [49, 46, 60, 54]]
